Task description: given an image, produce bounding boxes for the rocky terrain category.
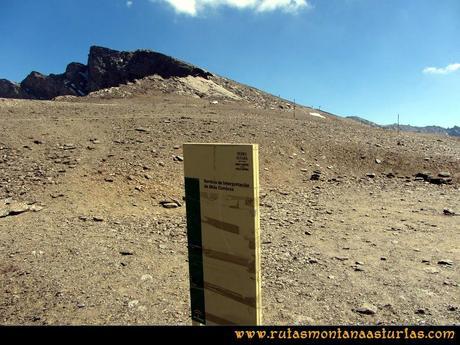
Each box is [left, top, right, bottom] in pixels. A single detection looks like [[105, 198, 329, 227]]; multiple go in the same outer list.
[[0, 54, 459, 325]]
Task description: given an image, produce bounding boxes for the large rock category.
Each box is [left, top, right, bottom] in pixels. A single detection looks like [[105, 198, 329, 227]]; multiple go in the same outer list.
[[87, 46, 211, 92], [20, 63, 88, 100], [87, 46, 132, 93], [63, 62, 88, 96]]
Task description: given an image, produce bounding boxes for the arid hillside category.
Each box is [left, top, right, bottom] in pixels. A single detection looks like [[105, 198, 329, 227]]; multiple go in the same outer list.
[[0, 79, 459, 325]]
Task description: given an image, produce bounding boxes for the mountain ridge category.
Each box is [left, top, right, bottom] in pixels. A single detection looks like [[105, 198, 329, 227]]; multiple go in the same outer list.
[[0, 46, 211, 100], [347, 116, 460, 137]]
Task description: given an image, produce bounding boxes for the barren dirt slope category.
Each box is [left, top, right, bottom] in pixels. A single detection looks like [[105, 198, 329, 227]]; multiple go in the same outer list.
[[0, 93, 459, 325]]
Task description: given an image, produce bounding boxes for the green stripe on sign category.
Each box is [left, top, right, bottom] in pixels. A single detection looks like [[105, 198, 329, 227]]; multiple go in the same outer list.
[[184, 177, 205, 324]]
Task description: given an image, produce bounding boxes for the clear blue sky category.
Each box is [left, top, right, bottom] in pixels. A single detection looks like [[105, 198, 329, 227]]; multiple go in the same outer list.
[[0, 0, 459, 127]]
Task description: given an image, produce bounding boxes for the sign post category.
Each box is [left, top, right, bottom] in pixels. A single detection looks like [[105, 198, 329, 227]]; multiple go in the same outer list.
[[183, 143, 262, 325]]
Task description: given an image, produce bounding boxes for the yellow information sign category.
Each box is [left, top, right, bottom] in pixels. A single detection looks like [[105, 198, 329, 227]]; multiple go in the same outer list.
[[183, 143, 262, 325]]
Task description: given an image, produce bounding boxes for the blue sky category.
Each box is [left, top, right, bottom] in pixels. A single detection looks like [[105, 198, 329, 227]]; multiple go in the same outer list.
[[0, 0, 459, 127]]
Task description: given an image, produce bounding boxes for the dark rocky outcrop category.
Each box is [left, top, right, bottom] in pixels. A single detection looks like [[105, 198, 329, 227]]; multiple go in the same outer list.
[[20, 65, 88, 100], [87, 46, 210, 92], [0, 46, 210, 100], [0, 79, 30, 99]]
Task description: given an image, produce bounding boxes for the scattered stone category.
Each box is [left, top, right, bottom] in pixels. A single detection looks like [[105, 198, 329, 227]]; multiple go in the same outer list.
[[310, 171, 321, 180], [128, 300, 139, 308], [415, 172, 431, 180], [443, 280, 458, 287], [447, 305, 458, 311], [307, 257, 319, 264], [429, 177, 452, 185], [50, 193, 64, 199], [366, 173, 375, 178], [1, 202, 32, 218], [77, 303, 86, 308], [141, 274, 153, 282], [8, 202, 30, 215], [173, 155, 183, 162], [29, 205, 43, 212], [424, 267, 440, 274], [79, 216, 88, 221], [375, 159, 382, 164], [104, 177, 114, 182], [415, 308, 427, 315], [0, 209, 9, 218], [355, 303, 377, 315], [119, 250, 134, 256], [160, 200, 181, 208], [170, 198, 182, 207], [438, 259, 453, 266], [334, 256, 349, 261], [443, 208, 456, 216], [92, 216, 104, 222], [135, 127, 149, 133], [62, 144, 76, 150], [352, 262, 365, 271], [438, 172, 451, 178]]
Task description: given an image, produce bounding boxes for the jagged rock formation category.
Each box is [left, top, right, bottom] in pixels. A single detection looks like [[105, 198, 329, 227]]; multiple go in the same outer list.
[[0, 46, 210, 100], [20, 64, 88, 100], [0, 79, 30, 99], [87, 46, 210, 92]]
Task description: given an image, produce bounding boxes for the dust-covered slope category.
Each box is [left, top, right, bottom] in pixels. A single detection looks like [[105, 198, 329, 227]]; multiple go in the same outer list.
[[0, 94, 459, 325]]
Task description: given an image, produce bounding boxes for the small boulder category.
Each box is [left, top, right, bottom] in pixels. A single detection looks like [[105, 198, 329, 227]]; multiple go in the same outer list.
[[355, 303, 377, 315], [160, 200, 180, 208]]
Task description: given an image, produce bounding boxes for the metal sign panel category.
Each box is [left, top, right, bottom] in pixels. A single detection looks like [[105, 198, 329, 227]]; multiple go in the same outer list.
[[183, 143, 262, 325]]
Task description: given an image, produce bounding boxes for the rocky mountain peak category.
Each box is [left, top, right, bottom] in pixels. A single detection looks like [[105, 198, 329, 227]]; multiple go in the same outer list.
[[0, 46, 211, 100]]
